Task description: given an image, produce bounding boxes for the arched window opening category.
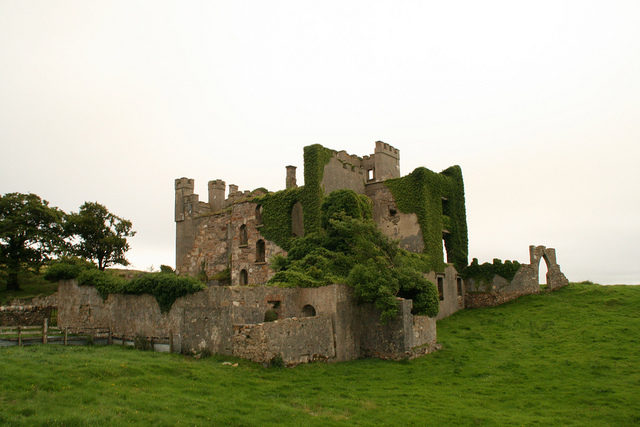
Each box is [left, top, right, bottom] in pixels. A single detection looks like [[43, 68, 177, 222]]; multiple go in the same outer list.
[[291, 202, 304, 238], [255, 205, 263, 225], [256, 240, 266, 263], [239, 269, 248, 285], [239, 224, 248, 246], [538, 256, 549, 288], [442, 234, 450, 264], [302, 304, 316, 317]]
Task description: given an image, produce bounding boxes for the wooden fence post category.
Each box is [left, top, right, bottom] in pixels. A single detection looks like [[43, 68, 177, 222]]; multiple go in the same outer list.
[[17, 326, 22, 347], [108, 328, 113, 345], [64, 328, 68, 346], [169, 330, 174, 353], [42, 318, 48, 344]]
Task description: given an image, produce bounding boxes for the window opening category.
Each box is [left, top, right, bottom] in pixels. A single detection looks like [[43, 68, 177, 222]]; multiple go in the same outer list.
[[367, 169, 374, 181], [255, 205, 263, 225], [302, 304, 316, 317], [457, 277, 463, 296], [239, 269, 248, 285], [442, 197, 450, 216], [239, 224, 248, 246], [256, 240, 266, 263], [437, 276, 444, 301]]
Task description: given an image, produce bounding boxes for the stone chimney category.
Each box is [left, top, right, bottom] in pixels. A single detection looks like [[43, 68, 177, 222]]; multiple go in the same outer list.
[[286, 166, 297, 189]]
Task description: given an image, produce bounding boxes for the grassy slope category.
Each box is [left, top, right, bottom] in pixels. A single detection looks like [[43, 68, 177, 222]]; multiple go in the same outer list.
[[0, 271, 58, 305], [0, 283, 638, 426]]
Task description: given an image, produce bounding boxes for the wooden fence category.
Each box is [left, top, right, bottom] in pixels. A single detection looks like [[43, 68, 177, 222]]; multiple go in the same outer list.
[[0, 318, 173, 352]]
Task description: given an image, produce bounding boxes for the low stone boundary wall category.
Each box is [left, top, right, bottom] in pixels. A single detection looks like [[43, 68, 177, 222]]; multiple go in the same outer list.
[[0, 305, 56, 326], [464, 290, 535, 309], [232, 316, 335, 365]]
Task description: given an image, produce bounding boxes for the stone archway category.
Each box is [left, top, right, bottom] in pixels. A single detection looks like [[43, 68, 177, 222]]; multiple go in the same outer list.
[[528, 245, 569, 290]]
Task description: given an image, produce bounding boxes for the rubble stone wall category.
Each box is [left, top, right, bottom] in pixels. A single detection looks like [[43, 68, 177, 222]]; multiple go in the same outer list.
[[232, 316, 336, 365], [464, 245, 569, 308], [0, 306, 55, 326], [56, 281, 437, 365]]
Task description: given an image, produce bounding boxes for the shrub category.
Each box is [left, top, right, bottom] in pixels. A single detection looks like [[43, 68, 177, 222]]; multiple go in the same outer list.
[[462, 258, 522, 284], [269, 354, 285, 368], [134, 335, 151, 351], [77, 268, 127, 298], [44, 257, 96, 281], [267, 190, 440, 322], [77, 270, 206, 312], [210, 268, 230, 285], [159, 265, 174, 274], [125, 273, 206, 312]]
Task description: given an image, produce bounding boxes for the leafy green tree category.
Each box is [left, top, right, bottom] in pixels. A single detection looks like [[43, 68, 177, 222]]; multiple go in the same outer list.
[[66, 202, 136, 270], [0, 193, 65, 290]]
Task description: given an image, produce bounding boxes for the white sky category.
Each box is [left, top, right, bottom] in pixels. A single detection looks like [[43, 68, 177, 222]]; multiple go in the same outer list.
[[1, 1, 639, 284]]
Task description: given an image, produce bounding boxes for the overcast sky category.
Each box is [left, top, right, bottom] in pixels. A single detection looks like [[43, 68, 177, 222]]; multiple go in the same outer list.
[[1, 1, 639, 284]]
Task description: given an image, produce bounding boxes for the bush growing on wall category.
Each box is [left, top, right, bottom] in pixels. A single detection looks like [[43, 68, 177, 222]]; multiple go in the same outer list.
[[76, 270, 206, 312], [268, 190, 439, 322], [462, 258, 522, 285], [44, 257, 96, 282]]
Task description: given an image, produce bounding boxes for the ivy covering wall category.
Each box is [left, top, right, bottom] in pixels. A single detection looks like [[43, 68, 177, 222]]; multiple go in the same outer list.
[[256, 144, 468, 275], [384, 166, 468, 272], [254, 144, 333, 250]]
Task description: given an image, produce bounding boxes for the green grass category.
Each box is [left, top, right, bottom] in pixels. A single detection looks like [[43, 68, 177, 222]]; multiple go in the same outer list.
[[0, 271, 58, 305], [1, 283, 639, 425]]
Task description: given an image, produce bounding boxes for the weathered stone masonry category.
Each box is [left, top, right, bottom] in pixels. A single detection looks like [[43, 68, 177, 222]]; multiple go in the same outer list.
[[464, 245, 569, 308], [56, 280, 438, 365]]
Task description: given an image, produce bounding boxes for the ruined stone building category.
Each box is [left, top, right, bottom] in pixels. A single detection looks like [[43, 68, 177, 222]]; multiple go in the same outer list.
[[175, 141, 469, 319], [42, 142, 569, 365]]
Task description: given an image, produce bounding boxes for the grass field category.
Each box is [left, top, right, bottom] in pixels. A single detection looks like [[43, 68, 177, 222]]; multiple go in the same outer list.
[[0, 271, 58, 305], [1, 283, 639, 425]]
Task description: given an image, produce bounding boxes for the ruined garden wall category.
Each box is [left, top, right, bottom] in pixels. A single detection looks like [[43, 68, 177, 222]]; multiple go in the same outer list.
[[232, 316, 336, 364], [56, 281, 437, 365], [464, 246, 569, 308], [0, 306, 55, 326]]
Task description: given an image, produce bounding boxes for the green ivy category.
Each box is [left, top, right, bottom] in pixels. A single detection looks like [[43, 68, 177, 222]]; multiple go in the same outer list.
[[253, 144, 333, 250], [462, 258, 521, 285], [384, 166, 468, 272], [77, 270, 206, 312], [267, 190, 440, 322], [253, 187, 302, 250], [300, 144, 334, 234]]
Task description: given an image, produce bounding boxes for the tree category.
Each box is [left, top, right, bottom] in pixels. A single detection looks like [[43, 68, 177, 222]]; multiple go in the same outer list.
[[0, 193, 65, 290], [66, 202, 136, 270]]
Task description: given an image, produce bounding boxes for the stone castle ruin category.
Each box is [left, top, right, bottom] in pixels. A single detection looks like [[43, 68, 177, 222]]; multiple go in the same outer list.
[[49, 142, 568, 365]]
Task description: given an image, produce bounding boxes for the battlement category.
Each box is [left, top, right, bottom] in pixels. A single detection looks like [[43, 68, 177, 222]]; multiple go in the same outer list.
[[175, 177, 194, 191], [374, 141, 400, 158], [208, 179, 226, 190]]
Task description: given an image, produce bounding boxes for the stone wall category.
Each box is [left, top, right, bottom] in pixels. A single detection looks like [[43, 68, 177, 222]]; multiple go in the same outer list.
[[56, 281, 437, 365], [0, 305, 55, 326], [366, 182, 424, 253], [232, 316, 336, 365], [426, 264, 464, 321], [464, 245, 569, 309], [322, 156, 366, 195], [177, 200, 285, 285]]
